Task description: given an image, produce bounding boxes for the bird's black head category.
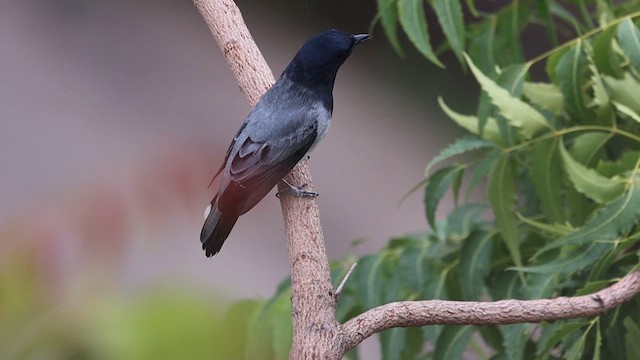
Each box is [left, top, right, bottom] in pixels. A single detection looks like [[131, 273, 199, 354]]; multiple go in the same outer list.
[[283, 29, 369, 91]]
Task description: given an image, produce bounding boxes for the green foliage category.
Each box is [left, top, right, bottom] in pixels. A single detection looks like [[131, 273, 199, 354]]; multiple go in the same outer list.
[[231, 2, 640, 359], [397, 0, 444, 67], [393, 1, 640, 357], [368, 1, 640, 358]]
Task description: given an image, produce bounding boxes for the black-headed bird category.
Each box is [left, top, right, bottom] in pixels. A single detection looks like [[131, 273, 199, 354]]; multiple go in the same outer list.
[[201, 29, 369, 257]]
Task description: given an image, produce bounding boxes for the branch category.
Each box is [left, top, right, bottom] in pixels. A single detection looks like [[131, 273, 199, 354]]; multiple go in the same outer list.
[[193, 0, 274, 106], [334, 262, 357, 301], [192, 1, 339, 358], [341, 271, 640, 350]]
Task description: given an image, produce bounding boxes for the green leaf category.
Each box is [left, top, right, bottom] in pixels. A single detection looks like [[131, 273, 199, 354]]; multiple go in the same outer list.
[[432, 0, 465, 64], [479, 326, 504, 354], [425, 165, 466, 230], [426, 136, 496, 175], [246, 286, 294, 360], [380, 327, 404, 360], [624, 317, 640, 359], [433, 325, 474, 360], [536, 322, 589, 358], [547, 46, 570, 84], [592, 26, 621, 77], [465, 148, 502, 201], [446, 203, 487, 241], [398, 0, 444, 67], [536, 0, 558, 46], [594, 321, 602, 360], [465, 53, 550, 138], [549, 2, 580, 31], [597, 151, 640, 177], [595, 0, 615, 27], [468, 19, 496, 74], [465, 0, 479, 17], [224, 299, 267, 359], [617, 19, 640, 72], [452, 169, 464, 206], [380, 327, 423, 360], [494, 4, 525, 65], [488, 156, 523, 268], [554, 40, 592, 122], [536, 184, 640, 255], [604, 72, 640, 114], [354, 254, 384, 309], [515, 242, 611, 274], [570, 132, 611, 164], [377, 0, 404, 55], [526, 273, 557, 298], [497, 63, 529, 96], [396, 241, 429, 292], [561, 140, 626, 204], [491, 271, 525, 300], [564, 324, 591, 360], [459, 230, 493, 300], [438, 97, 503, 143], [530, 137, 565, 223], [501, 323, 528, 360], [517, 212, 573, 236], [587, 248, 619, 282], [523, 82, 564, 115], [605, 309, 627, 359], [269, 289, 293, 359], [588, 58, 613, 121], [613, 101, 640, 123]]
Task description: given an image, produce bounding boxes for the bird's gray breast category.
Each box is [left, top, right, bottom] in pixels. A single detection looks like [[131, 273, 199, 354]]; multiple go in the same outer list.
[[309, 101, 332, 151]]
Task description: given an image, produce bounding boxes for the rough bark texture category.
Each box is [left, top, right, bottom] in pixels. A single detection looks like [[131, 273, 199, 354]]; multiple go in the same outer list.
[[341, 271, 640, 350], [193, 0, 274, 107], [278, 166, 342, 358], [192, 1, 640, 359]]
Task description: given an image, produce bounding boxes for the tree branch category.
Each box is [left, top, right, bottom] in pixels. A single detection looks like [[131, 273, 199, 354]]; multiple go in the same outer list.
[[193, 0, 274, 106], [341, 271, 640, 350]]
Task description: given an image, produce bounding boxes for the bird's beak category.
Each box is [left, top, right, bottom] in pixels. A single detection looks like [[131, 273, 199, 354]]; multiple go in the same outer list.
[[352, 34, 370, 46]]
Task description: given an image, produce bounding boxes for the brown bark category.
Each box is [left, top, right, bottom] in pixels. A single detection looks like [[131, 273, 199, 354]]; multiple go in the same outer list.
[[192, 1, 640, 359], [340, 271, 640, 350]]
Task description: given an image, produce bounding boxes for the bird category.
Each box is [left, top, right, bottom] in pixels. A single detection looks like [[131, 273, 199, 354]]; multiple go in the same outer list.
[[200, 29, 369, 257]]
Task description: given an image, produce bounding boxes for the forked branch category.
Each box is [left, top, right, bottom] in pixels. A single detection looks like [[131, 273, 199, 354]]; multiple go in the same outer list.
[[192, 1, 640, 359]]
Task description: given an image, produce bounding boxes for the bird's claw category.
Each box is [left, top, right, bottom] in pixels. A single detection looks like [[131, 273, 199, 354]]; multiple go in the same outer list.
[[277, 179, 319, 198]]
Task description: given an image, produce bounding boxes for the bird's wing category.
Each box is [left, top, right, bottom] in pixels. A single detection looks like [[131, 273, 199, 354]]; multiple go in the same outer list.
[[228, 121, 318, 190], [207, 121, 249, 188]]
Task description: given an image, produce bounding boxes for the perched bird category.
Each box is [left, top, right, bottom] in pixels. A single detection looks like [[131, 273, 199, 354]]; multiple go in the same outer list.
[[201, 29, 369, 257]]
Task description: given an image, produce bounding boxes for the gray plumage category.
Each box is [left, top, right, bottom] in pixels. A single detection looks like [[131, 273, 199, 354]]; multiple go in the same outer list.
[[201, 30, 369, 257]]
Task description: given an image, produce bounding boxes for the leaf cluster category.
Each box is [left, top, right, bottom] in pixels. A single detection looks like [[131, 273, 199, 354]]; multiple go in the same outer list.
[[363, 0, 640, 358]]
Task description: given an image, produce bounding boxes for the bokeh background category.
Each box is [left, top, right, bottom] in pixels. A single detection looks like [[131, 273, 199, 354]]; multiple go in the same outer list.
[[0, 0, 478, 358]]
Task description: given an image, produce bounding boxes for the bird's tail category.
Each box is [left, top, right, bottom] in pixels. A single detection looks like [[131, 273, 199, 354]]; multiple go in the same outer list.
[[200, 196, 238, 257]]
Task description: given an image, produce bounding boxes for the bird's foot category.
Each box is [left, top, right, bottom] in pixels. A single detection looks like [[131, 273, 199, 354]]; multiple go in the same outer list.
[[276, 179, 319, 198]]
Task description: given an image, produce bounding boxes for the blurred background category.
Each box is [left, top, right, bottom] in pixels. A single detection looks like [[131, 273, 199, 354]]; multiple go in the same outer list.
[[0, 0, 478, 358]]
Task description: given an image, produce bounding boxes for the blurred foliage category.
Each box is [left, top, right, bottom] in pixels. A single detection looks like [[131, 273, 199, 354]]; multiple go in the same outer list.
[[0, 253, 266, 359], [233, 0, 640, 359]]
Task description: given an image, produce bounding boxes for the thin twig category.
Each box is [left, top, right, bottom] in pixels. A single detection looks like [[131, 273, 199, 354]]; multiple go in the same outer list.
[[334, 263, 357, 301]]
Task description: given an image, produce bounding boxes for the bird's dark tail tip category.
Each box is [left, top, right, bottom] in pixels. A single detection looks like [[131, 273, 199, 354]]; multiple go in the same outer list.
[[200, 199, 238, 257]]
